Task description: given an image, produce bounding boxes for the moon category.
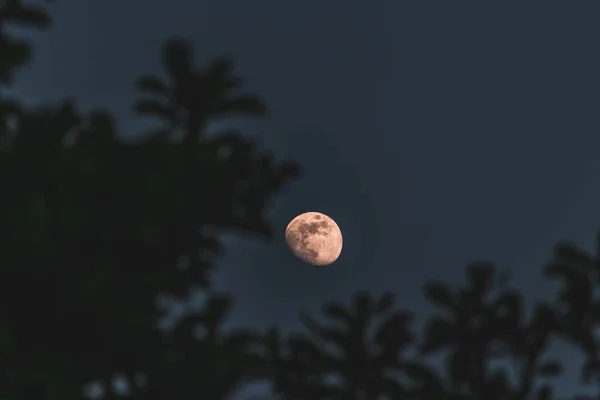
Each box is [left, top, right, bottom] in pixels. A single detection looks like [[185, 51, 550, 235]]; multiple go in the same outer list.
[[285, 212, 343, 266]]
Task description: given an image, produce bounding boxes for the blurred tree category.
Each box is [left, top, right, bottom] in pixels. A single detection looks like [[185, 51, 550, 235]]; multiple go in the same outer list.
[[0, 0, 52, 141], [265, 292, 437, 400], [545, 237, 600, 385], [0, 1, 298, 399], [0, 0, 52, 85], [136, 295, 264, 400], [133, 38, 266, 143], [421, 262, 561, 400]]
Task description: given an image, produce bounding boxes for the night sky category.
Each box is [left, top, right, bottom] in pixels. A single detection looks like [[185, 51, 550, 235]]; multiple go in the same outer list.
[[15, 0, 600, 397]]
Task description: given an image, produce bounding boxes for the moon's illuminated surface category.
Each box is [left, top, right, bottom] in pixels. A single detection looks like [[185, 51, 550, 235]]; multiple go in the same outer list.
[[285, 212, 343, 266]]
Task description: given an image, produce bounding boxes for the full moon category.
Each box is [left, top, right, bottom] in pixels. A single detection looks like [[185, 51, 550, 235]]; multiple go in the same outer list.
[[285, 212, 343, 266]]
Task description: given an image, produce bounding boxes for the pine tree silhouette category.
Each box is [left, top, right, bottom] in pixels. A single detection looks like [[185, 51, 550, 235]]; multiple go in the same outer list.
[[422, 262, 562, 400], [133, 38, 265, 143], [142, 295, 265, 400], [545, 237, 600, 385], [265, 292, 437, 399], [0, 2, 297, 398]]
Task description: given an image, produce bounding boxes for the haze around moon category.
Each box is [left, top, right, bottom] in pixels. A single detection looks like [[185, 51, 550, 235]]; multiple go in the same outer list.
[[285, 212, 343, 266]]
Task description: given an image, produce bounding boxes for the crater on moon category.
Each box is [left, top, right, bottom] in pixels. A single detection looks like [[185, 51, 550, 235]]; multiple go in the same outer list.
[[285, 212, 342, 266]]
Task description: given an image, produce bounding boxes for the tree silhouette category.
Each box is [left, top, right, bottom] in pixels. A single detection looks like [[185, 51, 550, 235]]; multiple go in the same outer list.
[[0, 0, 52, 141], [265, 292, 437, 400], [422, 262, 562, 400], [544, 237, 600, 385], [132, 295, 265, 400], [0, 1, 298, 398], [133, 38, 266, 143], [0, 0, 52, 85]]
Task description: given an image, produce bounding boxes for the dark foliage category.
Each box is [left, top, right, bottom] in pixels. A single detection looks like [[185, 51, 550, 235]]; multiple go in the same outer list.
[[0, 2, 296, 399], [2, 2, 600, 400], [264, 292, 438, 400], [133, 38, 266, 143]]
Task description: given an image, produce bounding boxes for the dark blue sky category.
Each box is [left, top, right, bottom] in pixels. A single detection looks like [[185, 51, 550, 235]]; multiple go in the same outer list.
[[15, 0, 600, 397]]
